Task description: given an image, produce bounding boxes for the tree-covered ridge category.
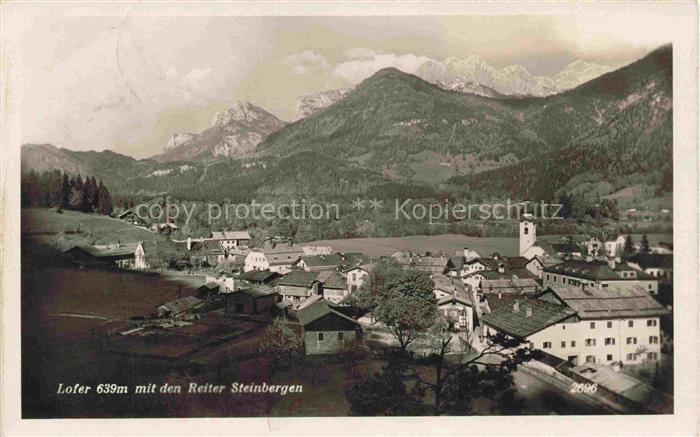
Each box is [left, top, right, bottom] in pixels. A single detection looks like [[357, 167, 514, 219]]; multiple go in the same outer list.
[[21, 169, 114, 215]]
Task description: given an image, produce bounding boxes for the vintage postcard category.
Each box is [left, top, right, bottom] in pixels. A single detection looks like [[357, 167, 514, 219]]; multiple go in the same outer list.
[[1, 1, 698, 435]]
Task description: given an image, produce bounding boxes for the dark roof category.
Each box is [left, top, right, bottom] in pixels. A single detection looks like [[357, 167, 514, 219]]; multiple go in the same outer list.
[[66, 242, 139, 259], [551, 243, 584, 254], [316, 271, 348, 289], [627, 253, 673, 270], [437, 292, 472, 307], [296, 299, 359, 327], [391, 251, 449, 274], [547, 285, 670, 319], [157, 296, 204, 314], [200, 282, 220, 291], [240, 270, 281, 283], [481, 297, 576, 338], [446, 256, 465, 272], [277, 271, 319, 287], [236, 285, 276, 298], [300, 253, 369, 268], [544, 259, 654, 281]]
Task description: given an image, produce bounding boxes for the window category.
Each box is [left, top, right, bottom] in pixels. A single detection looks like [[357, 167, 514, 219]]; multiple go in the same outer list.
[[626, 353, 635, 361], [546, 274, 550, 281], [607, 321, 613, 328], [626, 337, 637, 345], [605, 338, 615, 346], [543, 342, 552, 349], [318, 333, 324, 341], [585, 338, 596, 347], [524, 227, 528, 235], [338, 332, 344, 341], [628, 320, 634, 328], [647, 352, 658, 361], [571, 341, 576, 347], [561, 341, 566, 348], [649, 336, 659, 344], [586, 355, 596, 364], [647, 319, 657, 327], [590, 322, 596, 329], [607, 354, 613, 361]]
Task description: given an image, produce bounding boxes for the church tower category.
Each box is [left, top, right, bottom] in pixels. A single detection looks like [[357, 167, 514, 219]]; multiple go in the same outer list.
[[519, 220, 536, 256]]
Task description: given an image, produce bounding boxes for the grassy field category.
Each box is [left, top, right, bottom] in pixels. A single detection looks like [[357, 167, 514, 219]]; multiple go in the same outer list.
[[22, 208, 159, 249], [305, 234, 519, 258]]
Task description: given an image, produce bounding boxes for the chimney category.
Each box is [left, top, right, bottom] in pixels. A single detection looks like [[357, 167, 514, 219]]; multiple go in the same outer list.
[[512, 300, 520, 313], [187, 237, 192, 251], [525, 305, 532, 318], [498, 291, 502, 300]]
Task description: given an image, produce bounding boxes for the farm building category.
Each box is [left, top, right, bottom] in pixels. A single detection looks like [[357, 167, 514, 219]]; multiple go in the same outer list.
[[64, 242, 146, 269], [317, 271, 349, 304], [155, 296, 205, 319], [239, 270, 282, 285], [297, 298, 362, 355], [275, 271, 320, 308], [225, 286, 279, 315]]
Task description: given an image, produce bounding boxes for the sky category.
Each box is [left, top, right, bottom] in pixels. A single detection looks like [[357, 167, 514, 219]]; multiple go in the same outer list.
[[5, 7, 675, 159]]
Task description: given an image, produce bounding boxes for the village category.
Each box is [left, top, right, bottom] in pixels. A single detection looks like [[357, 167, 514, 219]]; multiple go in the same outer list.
[[58, 211, 674, 414]]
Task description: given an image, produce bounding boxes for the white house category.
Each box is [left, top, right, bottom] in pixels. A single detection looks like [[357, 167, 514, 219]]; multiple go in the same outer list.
[[244, 242, 305, 274], [342, 265, 372, 293], [211, 230, 251, 250], [543, 258, 659, 295], [481, 284, 668, 366]]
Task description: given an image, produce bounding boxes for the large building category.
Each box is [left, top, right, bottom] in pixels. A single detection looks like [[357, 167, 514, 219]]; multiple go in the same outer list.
[[210, 230, 251, 250], [481, 284, 668, 366], [244, 242, 305, 274], [543, 259, 658, 294]]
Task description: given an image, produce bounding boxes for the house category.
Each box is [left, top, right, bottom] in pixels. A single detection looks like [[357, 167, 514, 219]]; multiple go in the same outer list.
[[481, 284, 668, 366], [550, 242, 585, 259], [244, 242, 305, 274], [543, 258, 659, 294], [197, 282, 220, 298], [585, 236, 603, 257], [117, 209, 148, 227], [391, 251, 449, 275], [626, 254, 673, 280], [176, 238, 223, 267], [651, 242, 673, 254], [210, 230, 251, 250], [295, 252, 369, 272], [275, 271, 320, 308], [342, 264, 372, 293], [317, 271, 350, 305], [225, 285, 279, 315], [297, 298, 362, 355], [239, 270, 282, 285], [65, 242, 146, 269], [151, 222, 179, 235], [604, 235, 627, 258], [301, 245, 333, 256], [460, 254, 537, 290], [155, 296, 205, 319], [438, 293, 475, 333], [445, 248, 481, 277]]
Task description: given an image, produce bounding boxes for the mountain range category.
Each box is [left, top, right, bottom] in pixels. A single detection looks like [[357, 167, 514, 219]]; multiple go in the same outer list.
[[21, 45, 672, 205], [153, 102, 286, 163]]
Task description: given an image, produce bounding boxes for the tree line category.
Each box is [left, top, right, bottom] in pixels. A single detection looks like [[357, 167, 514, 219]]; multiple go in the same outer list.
[[21, 169, 113, 215]]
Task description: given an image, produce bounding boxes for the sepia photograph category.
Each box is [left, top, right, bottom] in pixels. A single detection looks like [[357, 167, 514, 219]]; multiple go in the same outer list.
[[1, 1, 698, 435]]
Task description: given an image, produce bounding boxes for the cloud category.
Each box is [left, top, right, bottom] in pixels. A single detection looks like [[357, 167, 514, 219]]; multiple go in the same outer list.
[[281, 49, 329, 75], [333, 50, 435, 84], [343, 47, 378, 60]]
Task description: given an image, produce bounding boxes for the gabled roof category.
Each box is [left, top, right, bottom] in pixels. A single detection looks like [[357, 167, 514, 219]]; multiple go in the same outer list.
[[158, 296, 204, 315], [240, 270, 281, 283], [544, 259, 655, 280], [546, 285, 669, 320], [480, 297, 576, 338], [481, 277, 540, 292], [236, 285, 276, 298], [437, 292, 473, 307], [297, 299, 359, 327], [277, 271, 319, 287], [66, 242, 139, 258], [551, 243, 584, 254], [211, 230, 251, 240], [317, 271, 348, 290]]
